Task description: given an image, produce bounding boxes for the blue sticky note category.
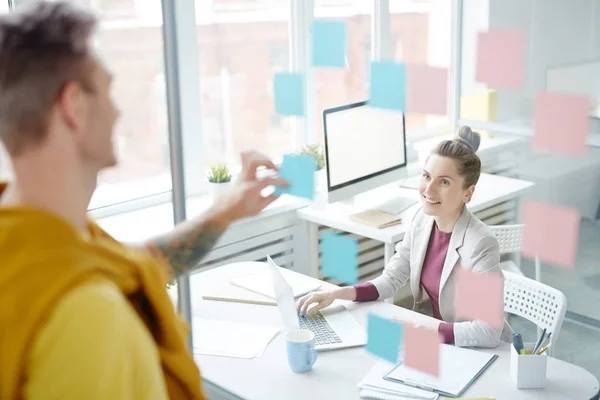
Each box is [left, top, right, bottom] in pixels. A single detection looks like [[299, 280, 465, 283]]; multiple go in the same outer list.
[[368, 61, 406, 111], [274, 73, 305, 116], [366, 313, 403, 364], [274, 154, 316, 199], [320, 232, 358, 285], [312, 20, 347, 68]]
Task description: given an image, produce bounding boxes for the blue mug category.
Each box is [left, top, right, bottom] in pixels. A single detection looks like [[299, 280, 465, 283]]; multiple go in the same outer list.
[[286, 329, 317, 373]]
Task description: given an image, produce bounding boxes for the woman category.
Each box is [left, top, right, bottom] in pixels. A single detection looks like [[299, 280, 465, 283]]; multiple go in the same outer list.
[[297, 126, 507, 348]]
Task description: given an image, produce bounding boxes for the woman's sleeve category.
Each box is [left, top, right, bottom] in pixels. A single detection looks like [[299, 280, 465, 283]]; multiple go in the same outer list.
[[367, 226, 413, 301], [452, 235, 504, 348]]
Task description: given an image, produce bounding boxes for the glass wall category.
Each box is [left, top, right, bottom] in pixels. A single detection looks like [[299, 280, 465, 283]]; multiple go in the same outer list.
[[460, 0, 600, 380]]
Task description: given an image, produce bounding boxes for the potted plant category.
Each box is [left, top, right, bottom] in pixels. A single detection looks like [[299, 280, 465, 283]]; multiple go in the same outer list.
[[206, 162, 232, 201], [299, 143, 325, 171]]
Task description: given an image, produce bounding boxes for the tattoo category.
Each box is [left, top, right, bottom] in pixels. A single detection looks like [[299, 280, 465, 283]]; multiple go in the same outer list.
[[146, 218, 227, 279]]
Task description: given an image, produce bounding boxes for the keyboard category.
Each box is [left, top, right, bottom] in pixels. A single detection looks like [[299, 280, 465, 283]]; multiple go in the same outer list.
[[299, 312, 342, 346], [374, 196, 418, 215]]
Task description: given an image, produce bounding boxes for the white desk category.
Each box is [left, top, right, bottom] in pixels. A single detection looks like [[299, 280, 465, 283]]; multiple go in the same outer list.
[[191, 263, 599, 400], [297, 173, 535, 278]]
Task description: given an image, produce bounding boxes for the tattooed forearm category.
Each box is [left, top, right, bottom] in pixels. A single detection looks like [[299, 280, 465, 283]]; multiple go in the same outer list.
[[145, 211, 231, 279]]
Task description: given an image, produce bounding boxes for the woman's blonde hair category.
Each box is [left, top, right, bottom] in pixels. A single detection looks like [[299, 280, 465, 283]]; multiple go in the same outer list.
[[432, 126, 482, 188]]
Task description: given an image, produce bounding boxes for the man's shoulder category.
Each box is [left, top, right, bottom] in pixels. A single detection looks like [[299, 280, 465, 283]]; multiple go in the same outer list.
[[59, 278, 128, 312], [36, 279, 137, 346]]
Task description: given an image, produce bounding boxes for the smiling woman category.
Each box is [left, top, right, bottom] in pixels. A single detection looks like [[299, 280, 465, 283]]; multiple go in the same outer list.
[[298, 125, 506, 350], [419, 126, 482, 232]]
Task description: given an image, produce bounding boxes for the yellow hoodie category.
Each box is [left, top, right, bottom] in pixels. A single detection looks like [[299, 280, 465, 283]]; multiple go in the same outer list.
[[0, 204, 205, 399]]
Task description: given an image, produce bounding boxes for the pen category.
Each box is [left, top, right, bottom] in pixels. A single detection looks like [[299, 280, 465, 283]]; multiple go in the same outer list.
[[533, 328, 546, 354], [537, 342, 552, 355], [540, 332, 552, 348], [403, 378, 439, 393]]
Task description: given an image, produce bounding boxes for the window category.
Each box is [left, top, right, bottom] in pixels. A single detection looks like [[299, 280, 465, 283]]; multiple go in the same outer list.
[[390, 0, 453, 139], [0, 3, 10, 180], [460, 0, 600, 130], [194, 0, 295, 170], [314, 0, 371, 145]]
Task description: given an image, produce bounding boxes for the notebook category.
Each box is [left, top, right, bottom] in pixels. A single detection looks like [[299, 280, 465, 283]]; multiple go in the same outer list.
[[350, 210, 402, 229], [202, 282, 277, 306], [230, 265, 322, 299], [384, 344, 498, 398]]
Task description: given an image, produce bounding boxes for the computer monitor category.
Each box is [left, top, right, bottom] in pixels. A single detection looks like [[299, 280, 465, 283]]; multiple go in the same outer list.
[[323, 101, 408, 203]]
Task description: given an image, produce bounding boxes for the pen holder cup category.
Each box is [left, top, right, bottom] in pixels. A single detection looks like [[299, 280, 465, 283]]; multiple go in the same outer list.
[[510, 342, 548, 389]]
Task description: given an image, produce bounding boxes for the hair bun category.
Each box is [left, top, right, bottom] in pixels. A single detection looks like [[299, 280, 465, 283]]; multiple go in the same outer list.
[[455, 125, 481, 152]]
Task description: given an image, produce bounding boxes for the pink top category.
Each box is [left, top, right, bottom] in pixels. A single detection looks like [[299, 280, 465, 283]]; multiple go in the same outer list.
[[354, 223, 455, 344]]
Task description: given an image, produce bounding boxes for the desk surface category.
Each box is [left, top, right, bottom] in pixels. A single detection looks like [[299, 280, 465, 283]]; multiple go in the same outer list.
[[297, 173, 535, 244], [191, 263, 599, 400]]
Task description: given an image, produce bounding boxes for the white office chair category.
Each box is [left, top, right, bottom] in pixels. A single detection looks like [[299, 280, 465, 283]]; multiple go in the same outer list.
[[503, 271, 567, 356], [490, 224, 542, 281]]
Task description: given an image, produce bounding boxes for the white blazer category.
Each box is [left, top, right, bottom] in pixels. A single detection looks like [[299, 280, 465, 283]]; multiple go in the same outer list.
[[370, 206, 508, 348]]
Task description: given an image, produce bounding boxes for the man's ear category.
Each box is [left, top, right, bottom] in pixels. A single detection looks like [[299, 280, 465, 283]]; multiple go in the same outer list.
[[57, 81, 86, 136]]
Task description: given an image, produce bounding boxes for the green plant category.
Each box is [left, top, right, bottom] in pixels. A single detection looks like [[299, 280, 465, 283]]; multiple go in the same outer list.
[[299, 143, 325, 170], [206, 163, 232, 183]]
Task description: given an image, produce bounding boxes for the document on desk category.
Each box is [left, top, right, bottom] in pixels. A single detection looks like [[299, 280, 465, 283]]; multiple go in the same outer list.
[[192, 318, 280, 359], [358, 359, 438, 400], [230, 265, 322, 298], [384, 344, 498, 398]]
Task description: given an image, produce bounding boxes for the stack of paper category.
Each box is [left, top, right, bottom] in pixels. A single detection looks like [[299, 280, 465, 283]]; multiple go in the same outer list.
[[192, 318, 280, 359], [358, 359, 438, 400]]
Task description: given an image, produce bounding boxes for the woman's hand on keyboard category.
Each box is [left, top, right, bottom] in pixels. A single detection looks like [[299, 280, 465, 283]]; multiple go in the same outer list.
[[297, 290, 336, 316]]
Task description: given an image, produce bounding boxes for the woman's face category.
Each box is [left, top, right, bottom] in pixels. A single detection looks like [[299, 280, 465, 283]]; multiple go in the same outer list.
[[418, 154, 475, 217]]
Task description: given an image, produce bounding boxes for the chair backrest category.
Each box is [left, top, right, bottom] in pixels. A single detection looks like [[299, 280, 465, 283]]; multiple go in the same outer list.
[[490, 224, 525, 255], [503, 271, 567, 344]]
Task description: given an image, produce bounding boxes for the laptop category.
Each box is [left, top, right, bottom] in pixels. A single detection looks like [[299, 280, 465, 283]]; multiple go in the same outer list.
[[267, 255, 366, 351]]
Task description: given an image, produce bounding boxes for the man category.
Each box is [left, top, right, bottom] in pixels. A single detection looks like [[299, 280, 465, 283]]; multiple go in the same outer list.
[[0, 2, 287, 399]]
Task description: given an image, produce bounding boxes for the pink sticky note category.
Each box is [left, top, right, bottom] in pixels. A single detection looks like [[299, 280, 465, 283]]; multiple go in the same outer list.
[[455, 267, 504, 329], [533, 92, 590, 156], [406, 65, 448, 115], [404, 325, 440, 377], [522, 201, 580, 268], [476, 30, 525, 89]]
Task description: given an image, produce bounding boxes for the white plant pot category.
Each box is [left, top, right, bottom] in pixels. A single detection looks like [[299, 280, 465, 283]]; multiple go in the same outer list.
[[208, 181, 232, 202]]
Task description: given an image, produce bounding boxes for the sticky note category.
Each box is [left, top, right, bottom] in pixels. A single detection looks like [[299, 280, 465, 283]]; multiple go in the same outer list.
[[404, 324, 440, 377], [320, 231, 358, 285], [522, 201, 580, 268], [312, 20, 347, 68], [476, 29, 525, 89], [533, 92, 590, 156], [274, 73, 305, 116], [368, 61, 406, 111], [455, 267, 504, 329], [274, 154, 316, 199], [366, 313, 403, 364], [406, 65, 449, 115]]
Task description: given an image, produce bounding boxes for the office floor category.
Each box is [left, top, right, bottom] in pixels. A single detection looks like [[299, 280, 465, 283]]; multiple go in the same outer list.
[[516, 218, 600, 381]]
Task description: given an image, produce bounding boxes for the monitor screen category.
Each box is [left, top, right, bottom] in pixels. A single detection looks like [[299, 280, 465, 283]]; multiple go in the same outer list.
[[323, 101, 407, 191]]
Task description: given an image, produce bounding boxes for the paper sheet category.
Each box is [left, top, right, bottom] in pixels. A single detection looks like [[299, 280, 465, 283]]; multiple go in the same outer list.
[[192, 318, 280, 359], [386, 344, 497, 397], [358, 359, 438, 400], [231, 265, 322, 299]]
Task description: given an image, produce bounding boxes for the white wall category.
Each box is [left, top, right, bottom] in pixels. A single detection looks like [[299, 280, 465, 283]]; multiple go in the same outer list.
[[463, 0, 600, 124]]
